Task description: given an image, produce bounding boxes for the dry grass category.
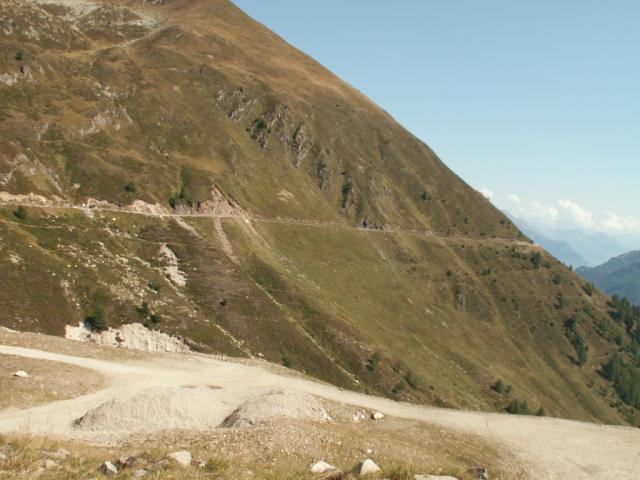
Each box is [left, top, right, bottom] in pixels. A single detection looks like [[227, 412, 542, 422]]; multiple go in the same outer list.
[[0, 415, 527, 479], [0, 354, 106, 411]]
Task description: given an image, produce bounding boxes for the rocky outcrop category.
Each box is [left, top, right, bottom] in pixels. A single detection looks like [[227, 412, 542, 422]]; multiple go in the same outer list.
[[65, 322, 191, 353]]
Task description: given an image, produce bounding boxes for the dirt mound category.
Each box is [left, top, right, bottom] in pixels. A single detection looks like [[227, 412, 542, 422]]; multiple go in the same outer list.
[[73, 387, 229, 436], [221, 389, 332, 428]]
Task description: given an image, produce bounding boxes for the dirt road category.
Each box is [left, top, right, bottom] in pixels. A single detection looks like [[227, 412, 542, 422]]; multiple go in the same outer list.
[[0, 344, 638, 479]]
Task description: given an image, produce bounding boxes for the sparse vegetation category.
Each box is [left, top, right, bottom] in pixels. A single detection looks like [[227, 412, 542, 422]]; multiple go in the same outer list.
[[506, 399, 529, 415], [13, 206, 27, 220], [530, 252, 542, 269], [84, 308, 108, 332], [603, 354, 640, 409], [564, 316, 588, 366], [367, 352, 381, 372]]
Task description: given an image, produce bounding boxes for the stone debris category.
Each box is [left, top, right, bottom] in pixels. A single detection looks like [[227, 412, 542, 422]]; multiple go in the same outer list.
[[371, 411, 385, 420], [117, 455, 136, 468], [43, 459, 58, 469], [167, 451, 192, 467], [352, 410, 368, 422], [0, 452, 6, 462], [100, 461, 118, 475], [134, 468, 148, 478], [310, 460, 337, 474], [13, 370, 29, 378], [414, 476, 459, 480], [472, 468, 489, 479], [65, 322, 190, 353], [359, 458, 381, 476]]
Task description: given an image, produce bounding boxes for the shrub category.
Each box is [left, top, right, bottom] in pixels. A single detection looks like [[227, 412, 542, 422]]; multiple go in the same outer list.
[[493, 379, 506, 394], [124, 181, 136, 193], [13, 206, 27, 220], [15, 50, 23, 61], [585, 282, 595, 297], [148, 282, 161, 293], [506, 399, 529, 415], [603, 354, 640, 409], [530, 252, 542, 269], [536, 406, 546, 416], [367, 352, 381, 372], [85, 308, 108, 332], [564, 315, 588, 366], [137, 302, 149, 316], [552, 274, 562, 285]]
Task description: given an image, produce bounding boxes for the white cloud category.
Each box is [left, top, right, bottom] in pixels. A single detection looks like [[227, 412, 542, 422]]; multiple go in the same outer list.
[[524, 201, 560, 225], [558, 200, 594, 229], [509, 196, 640, 235], [479, 188, 494, 200], [600, 212, 640, 234]]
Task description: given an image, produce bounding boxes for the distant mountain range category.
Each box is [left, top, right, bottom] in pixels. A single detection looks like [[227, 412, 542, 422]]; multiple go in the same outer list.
[[578, 251, 640, 305], [505, 212, 636, 268]]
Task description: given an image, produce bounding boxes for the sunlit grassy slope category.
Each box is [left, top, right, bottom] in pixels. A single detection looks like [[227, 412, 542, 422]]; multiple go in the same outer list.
[[0, 0, 638, 425]]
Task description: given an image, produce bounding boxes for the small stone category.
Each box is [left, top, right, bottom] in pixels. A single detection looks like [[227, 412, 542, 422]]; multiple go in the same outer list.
[[359, 459, 381, 476], [364, 448, 373, 455], [414, 475, 459, 480], [310, 460, 336, 474], [134, 468, 148, 478], [167, 451, 192, 467], [44, 459, 58, 469], [371, 411, 384, 420], [100, 461, 118, 475], [0, 452, 7, 461], [14, 371, 28, 378], [472, 468, 489, 480], [117, 455, 136, 468]]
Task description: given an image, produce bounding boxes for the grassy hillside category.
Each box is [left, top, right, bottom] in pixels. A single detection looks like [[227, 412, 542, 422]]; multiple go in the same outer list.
[[578, 251, 640, 305], [1, 0, 639, 426]]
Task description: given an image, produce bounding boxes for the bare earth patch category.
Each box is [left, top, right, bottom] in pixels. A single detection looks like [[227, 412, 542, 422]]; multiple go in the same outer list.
[[0, 355, 106, 411]]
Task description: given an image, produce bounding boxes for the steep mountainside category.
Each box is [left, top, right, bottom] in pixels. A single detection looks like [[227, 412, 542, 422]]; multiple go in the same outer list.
[[1, 0, 639, 426], [578, 251, 640, 305]]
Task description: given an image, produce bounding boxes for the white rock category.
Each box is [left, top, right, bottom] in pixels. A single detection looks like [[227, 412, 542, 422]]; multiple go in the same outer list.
[[168, 451, 192, 467], [14, 371, 29, 378], [134, 469, 148, 478], [414, 476, 459, 480], [371, 411, 385, 420], [364, 448, 373, 455], [0, 452, 7, 461], [100, 461, 118, 475], [44, 459, 58, 469], [359, 459, 381, 476], [310, 460, 336, 474]]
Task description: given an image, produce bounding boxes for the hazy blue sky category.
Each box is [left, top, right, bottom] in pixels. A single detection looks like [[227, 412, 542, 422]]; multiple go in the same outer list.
[[234, 1, 639, 237]]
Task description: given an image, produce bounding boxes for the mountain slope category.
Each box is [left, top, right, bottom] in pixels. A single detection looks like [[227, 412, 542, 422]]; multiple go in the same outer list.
[[578, 251, 640, 305], [1, 0, 639, 426]]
